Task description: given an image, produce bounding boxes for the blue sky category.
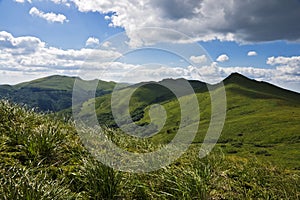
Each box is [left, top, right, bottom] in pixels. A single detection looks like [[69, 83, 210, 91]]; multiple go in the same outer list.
[[0, 0, 300, 92]]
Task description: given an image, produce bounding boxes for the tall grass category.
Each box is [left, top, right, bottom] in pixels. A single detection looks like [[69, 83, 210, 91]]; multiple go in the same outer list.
[[0, 165, 75, 200], [80, 159, 121, 200], [0, 100, 299, 199]]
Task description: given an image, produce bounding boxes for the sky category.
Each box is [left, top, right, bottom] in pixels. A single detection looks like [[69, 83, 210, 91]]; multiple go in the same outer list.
[[0, 0, 300, 92]]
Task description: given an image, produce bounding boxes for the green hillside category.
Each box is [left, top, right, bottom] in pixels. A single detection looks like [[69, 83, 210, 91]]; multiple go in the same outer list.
[[0, 75, 116, 112], [0, 100, 299, 199], [0, 73, 299, 198], [76, 78, 206, 127], [224, 73, 300, 103], [77, 73, 300, 169]]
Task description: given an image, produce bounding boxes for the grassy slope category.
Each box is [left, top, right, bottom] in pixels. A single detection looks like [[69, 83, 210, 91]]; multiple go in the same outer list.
[[77, 73, 300, 169], [150, 75, 300, 169], [0, 100, 299, 199], [77, 79, 206, 127], [0, 75, 116, 112]]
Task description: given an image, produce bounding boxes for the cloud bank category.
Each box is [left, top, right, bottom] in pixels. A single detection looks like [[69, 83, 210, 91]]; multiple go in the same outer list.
[[49, 0, 300, 45], [0, 31, 121, 81], [190, 55, 207, 64], [0, 30, 299, 92]]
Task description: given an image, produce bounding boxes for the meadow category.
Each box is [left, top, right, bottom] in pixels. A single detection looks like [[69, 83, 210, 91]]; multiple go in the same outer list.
[[1, 73, 300, 199], [0, 100, 299, 199]]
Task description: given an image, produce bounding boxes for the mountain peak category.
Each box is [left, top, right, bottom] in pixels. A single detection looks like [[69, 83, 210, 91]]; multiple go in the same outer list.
[[224, 73, 251, 83]]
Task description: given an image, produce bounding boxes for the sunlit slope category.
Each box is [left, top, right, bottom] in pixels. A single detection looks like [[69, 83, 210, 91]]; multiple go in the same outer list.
[[78, 73, 300, 169]]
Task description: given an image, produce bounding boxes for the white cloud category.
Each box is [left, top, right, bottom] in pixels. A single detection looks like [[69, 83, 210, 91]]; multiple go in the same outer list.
[[102, 41, 111, 48], [187, 62, 224, 83], [267, 56, 300, 66], [216, 54, 229, 62], [0, 31, 299, 92], [29, 7, 69, 24], [220, 67, 273, 81], [0, 31, 122, 84], [190, 55, 207, 64], [14, 0, 31, 3], [267, 56, 300, 76], [51, 0, 71, 7], [85, 37, 100, 47], [0, 31, 45, 54], [247, 51, 257, 56], [48, 0, 300, 46], [0, 31, 223, 84]]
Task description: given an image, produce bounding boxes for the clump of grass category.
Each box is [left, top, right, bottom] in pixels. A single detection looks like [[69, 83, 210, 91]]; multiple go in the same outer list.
[[0, 165, 75, 200], [0, 100, 299, 199], [0, 100, 85, 167], [0, 101, 87, 198], [80, 158, 122, 200], [207, 154, 300, 199]]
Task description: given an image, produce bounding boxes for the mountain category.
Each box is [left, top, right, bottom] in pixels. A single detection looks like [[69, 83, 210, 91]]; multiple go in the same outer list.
[[224, 73, 299, 103], [0, 75, 116, 112], [0, 73, 299, 198], [75, 78, 208, 128], [76, 73, 300, 169], [1, 73, 299, 168]]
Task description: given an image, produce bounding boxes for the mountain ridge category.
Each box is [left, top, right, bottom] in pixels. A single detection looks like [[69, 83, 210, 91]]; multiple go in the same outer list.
[[0, 73, 299, 113], [0, 73, 299, 169], [0, 75, 116, 112]]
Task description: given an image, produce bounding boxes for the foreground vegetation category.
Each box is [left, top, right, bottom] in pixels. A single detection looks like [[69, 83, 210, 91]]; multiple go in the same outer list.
[[0, 101, 299, 199]]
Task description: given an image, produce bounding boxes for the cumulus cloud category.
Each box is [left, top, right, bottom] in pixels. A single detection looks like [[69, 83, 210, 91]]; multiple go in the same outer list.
[[1, 30, 299, 92], [29, 7, 69, 24], [267, 56, 300, 76], [190, 55, 207, 64], [0, 31, 223, 84], [267, 56, 300, 66], [0, 31, 122, 83], [216, 54, 229, 62], [51, 0, 300, 45], [0, 31, 45, 54], [86, 37, 100, 47], [247, 51, 257, 56]]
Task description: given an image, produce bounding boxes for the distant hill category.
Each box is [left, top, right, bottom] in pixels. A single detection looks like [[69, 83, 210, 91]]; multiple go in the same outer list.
[[76, 73, 300, 169], [0, 75, 116, 112], [1, 73, 299, 168], [223, 73, 300, 103], [75, 78, 208, 128]]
